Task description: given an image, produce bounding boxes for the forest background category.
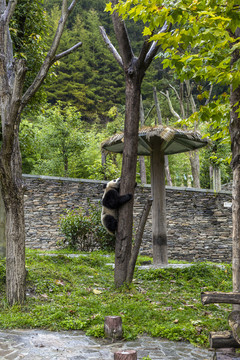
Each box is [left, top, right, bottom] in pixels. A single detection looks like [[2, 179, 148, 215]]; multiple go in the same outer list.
[[19, 0, 232, 188]]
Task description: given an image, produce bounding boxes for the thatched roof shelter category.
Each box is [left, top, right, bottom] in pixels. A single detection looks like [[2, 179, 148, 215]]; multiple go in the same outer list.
[[101, 125, 209, 266], [101, 125, 209, 156]]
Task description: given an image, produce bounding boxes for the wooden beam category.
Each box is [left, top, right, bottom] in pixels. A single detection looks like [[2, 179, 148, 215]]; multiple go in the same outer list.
[[201, 292, 240, 305], [150, 137, 168, 265], [209, 331, 240, 349]]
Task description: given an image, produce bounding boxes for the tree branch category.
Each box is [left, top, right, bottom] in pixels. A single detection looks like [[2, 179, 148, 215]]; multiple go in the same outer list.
[[138, 36, 152, 66], [205, 83, 213, 106], [2, 0, 17, 24], [126, 198, 152, 283], [54, 41, 82, 62], [169, 83, 186, 119], [99, 26, 123, 68], [21, 0, 79, 108], [144, 22, 169, 69], [111, 0, 134, 67], [160, 90, 182, 121]]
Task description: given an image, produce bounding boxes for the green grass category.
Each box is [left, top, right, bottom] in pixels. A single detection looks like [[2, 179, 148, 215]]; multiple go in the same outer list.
[[0, 249, 233, 348]]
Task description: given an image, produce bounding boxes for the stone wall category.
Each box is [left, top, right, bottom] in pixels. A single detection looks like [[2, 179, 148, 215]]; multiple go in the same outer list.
[[23, 174, 233, 263]]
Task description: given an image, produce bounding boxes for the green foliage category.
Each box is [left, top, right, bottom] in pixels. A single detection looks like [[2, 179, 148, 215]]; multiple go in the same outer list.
[[0, 249, 233, 348], [108, 0, 236, 162], [45, 8, 125, 121], [20, 103, 122, 179], [10, 0, 50, 108], [59, 201, 115, 251]]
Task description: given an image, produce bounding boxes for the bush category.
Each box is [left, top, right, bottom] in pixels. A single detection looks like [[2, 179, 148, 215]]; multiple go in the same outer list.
[[59, 200, 115, 251]]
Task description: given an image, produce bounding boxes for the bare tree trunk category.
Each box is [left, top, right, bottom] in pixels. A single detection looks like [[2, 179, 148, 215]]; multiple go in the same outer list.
[[189, 151, 200, 188], [4, 128, 26, 304], [139, 95, 147, 184], [230, 28, 240, 303], [115, 79, 141, 287]]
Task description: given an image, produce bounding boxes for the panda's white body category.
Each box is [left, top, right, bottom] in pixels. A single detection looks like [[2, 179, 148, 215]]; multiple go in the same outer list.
[[101, 178, 133, 235]]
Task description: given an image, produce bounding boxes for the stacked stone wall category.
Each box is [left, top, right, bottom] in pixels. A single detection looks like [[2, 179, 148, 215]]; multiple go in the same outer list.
[[23, 174, 233, 263]]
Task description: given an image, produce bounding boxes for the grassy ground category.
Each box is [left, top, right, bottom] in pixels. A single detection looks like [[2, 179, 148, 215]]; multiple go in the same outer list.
[[0, 249, 233, 348]]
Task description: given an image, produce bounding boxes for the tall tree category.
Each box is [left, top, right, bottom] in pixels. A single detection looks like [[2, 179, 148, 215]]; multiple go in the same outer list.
[[113, 0, 240, 293], [101, 1, 169, 287], [0, 0, 81, 305]]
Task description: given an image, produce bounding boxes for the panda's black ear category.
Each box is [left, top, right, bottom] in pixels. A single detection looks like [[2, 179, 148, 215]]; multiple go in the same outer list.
[[103, 184, 107, 189]]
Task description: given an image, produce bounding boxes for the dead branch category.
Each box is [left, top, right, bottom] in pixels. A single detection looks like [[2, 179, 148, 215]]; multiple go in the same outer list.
[[21, 0, 80, 109], [99, 26, 123, 68]]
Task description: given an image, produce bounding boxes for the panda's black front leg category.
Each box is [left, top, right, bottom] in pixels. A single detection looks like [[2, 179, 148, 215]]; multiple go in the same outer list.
[[117, 193, 132, 206]]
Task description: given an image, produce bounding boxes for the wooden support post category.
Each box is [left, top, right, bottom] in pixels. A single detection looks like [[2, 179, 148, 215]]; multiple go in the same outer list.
[[201, 292, 240, 305], [104, 316, 123, 340], [150, 137, 168, 265], [114, 350, 137, 360]]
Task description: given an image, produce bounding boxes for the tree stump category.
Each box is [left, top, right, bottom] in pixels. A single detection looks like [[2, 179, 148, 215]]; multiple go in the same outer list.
[[104, 316, 123, 340], [114, 350, 137, 360]]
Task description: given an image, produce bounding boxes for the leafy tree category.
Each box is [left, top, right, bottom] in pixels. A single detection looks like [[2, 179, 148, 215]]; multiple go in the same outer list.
[[0, 0, 81, 305]]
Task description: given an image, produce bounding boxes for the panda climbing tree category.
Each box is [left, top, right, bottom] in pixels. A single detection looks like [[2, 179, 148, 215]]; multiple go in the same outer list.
[[101, 0, 170, 287], [101, 178, 132, 236]]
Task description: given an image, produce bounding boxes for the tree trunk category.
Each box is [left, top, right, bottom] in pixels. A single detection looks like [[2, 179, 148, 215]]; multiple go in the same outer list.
[[139, 95, 147, 184], [0, 187, 6, 258], [114, 78, 141, 287], [189, 150, 200, 188], [1, 124, 26, 305], [213, 166, 221, 192], [150, 138, 168, 265], [230, 28, 240, 300]]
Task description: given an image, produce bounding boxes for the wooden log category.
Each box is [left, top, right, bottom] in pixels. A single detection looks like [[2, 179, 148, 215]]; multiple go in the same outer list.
[[114, 350, 137, 360], [209, 331, 240, 349], [201, 292, 240, 305], [213, 352, 240, 360], [228, 311, 240, 344], [104, 316, 123, 340]]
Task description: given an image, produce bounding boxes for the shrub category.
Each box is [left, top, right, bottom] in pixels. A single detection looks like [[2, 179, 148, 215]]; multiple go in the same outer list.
[[59, 200, 115, 251]]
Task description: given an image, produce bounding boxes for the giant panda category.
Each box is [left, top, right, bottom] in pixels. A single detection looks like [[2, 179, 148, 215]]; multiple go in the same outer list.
[[101, 178, 133, 235]]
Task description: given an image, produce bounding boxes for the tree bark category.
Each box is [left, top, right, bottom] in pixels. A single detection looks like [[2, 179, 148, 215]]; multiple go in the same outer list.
[[230, 28, 240, 302]]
